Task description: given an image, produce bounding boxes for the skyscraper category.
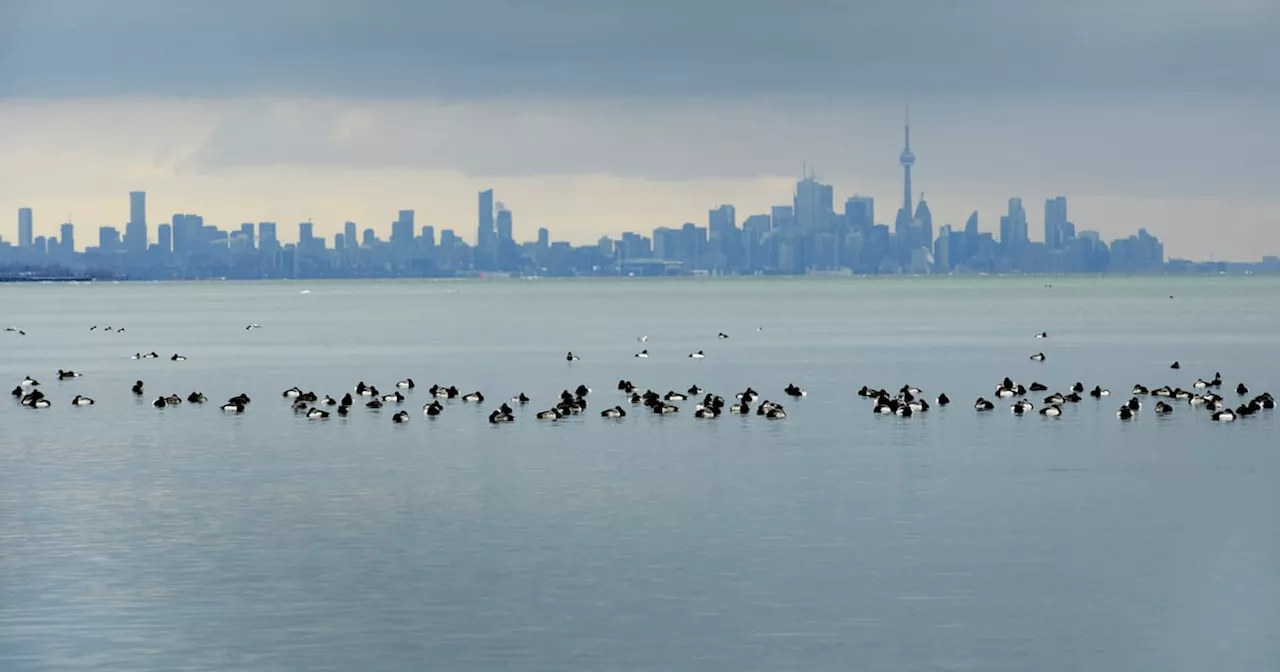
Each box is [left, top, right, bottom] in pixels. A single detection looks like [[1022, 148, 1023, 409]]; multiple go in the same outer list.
[[126, 191, 147, 254], [157, 223, 172, 254], [60, 222, 74, 253], [477, 189, 495, 250], [17, 207, 33, 247], [845, 197, 874, 232], [392, 210, 415, 248], [496, 206, 513, 244], [344, 221, 357, 249], [794, 176, 832, 230], [298, 221, 314, 249], [1044, 196, 1068, 249], [1001, 198, 1028, 249], [258, 222, 279, 251]]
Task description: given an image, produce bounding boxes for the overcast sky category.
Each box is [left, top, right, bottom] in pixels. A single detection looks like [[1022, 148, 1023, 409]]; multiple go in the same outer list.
[[2, 0, 1277, 259]]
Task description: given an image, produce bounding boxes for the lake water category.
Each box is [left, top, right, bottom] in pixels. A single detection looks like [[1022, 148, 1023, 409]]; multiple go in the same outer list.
[[2, 276, 1278, 671]]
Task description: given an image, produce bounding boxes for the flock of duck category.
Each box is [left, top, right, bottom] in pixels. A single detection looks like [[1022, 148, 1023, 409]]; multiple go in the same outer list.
[[858, 370, 1273, 423], [6, 328, 1275, 427], [9, 375, 800, 424]]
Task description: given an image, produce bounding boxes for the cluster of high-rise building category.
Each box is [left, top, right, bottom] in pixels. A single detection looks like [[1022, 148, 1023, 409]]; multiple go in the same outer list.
[[0, 116, 1212, 280]]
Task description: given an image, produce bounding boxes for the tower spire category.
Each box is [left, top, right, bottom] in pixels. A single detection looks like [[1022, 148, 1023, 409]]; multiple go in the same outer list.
[[899, 103, 916, 219]]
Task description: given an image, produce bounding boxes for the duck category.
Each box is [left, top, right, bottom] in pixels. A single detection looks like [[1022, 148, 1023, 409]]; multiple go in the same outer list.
[[340, 392, 354, 406], [688, 350, 706, 359], [21, 375, 39, 387], [1170, 361, 1181, 370], [1212, 409, 1236, 422], [784, 383, 806, 397], [974, 398, 995, 411], [664, 391, 687, 401], [381, 391, 405, 404], [1039, 404, 1062, 417], [1011, 399, 1034, 415], [396, 378, 415, 389], [423, 400, 443, 416], [717, 332, 729, 339], [634, 349, 649, 358], [488, 409, 515, 424], [1237, 383, 1250, 396], [57, 369, 82, 379], [1029, 382, 1049, 392], [336, 405, 350, 416], [282, 386, 303, 398], [170, 354, 186, 361], [163, 394, 182, 405], [461, 391, 484, 403], [1117, 406, 1134, 420], [30, 397, 52, 408], [1090, 386, 1110, 398], [511, 393, 531, 404], [365, 399, 383, 409], [1154, 401, 1173, 415], [221, 401, 245, 413], [1035, 332, 1048, 338], [187, 392, 207, 403], [600, 405, 627, 418], [936, 393, 951, 406], [566, 351, 580, 361], [765, 407, 787, 420], [321, 395, 337, 406], [307, 407, 330, 419], [687, 385, 703, 396], [1029, 352, 1046, 361], [71, 395, 95, 406], [1043, 393, 1066, 405], [391, 410, 410, 423], [694, 407, 720, 419], [536, 408, 562, 420], [153, 396, 167, 408], [131, 380, 144, 395]]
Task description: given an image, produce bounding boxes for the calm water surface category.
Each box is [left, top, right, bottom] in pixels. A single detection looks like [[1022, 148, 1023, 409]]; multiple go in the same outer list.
[[2, 277, 1278, 671]]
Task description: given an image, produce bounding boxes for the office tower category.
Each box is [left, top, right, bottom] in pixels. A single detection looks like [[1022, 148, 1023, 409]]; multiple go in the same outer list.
[[298, 221, 314, 247], [362, 228, 376, 247], [771, 205, 795, 230], [1000, 198, 1028, 249], [420, 225, 436, 249], [477, 189, 495, 251], [157, 224, 172, 254], [392, 210, 415, 248], [496, 206, 513, 244], [1044, 196, 1068, 249], [334, 233, 345, 252], [18, 208, 33, 247], [258, 222, 279, 251], [794, 175, 833, 229], [126, 191, 147, 254], [98, 226, 121, 252], [537, 227, 549, 249], [60, 222, 74, 253], [845, 196, 874, 232], [239, 223, 255, 249], [344, 221, 357, 248]]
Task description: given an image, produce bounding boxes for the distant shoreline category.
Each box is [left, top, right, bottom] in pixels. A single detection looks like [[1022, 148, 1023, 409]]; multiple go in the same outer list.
[[3, 271, 1279, 284]]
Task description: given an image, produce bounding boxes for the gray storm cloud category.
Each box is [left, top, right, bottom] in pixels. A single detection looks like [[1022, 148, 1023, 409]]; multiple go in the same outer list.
[[2, 0, 1277, 97]]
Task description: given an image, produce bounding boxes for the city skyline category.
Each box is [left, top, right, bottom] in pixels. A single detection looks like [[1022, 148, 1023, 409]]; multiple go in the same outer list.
[[2, 2, 1278, 261]]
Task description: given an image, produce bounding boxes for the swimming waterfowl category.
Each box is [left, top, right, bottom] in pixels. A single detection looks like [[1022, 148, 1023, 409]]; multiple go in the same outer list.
[[71, 395, 95, 406], [1030, 353, 1046, 361], [688, 350, 706, 359], [187, 392, 207, 403], [391, 410, 410, 423]]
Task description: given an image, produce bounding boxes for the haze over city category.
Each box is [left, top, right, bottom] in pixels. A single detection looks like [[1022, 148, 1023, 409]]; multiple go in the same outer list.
[[2, 0, 1278, 261]]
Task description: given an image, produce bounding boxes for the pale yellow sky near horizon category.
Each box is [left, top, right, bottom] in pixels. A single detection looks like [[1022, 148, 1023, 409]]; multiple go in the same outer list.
[[2, 97, 1277, 261]]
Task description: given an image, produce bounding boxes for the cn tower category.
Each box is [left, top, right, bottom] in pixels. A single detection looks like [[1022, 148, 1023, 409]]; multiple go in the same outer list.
[[899, 104, 915, 219]]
